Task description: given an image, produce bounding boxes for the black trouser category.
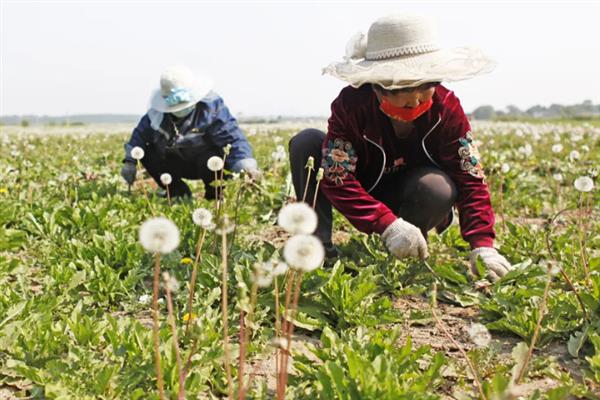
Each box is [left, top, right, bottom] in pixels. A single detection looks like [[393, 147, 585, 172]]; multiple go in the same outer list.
[[289, 129, 457, 245], [140, 146, 224, 199]]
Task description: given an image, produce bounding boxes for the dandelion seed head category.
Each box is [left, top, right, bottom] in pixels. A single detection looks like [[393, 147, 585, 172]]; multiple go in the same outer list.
[[283, 234, 324, 272], [160, 173, 172, 185], [551, 144, 563, 153], [139, 217, 180, 254], [552, 173, 563, 182], [207, 156, 224, 171], [131, 146, 145, 160], [500, 163, 510, 174], [272, 261, 288, 276], [574, 176, 594, 192], [277, 202, 318, 234], [192, 208, 213, 228], [162, 272, 180, 293], [569, 150, 580, 161]]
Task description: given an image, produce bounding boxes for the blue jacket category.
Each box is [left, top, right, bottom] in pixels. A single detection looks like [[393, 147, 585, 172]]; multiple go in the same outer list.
[[124, 92, 257, 172]]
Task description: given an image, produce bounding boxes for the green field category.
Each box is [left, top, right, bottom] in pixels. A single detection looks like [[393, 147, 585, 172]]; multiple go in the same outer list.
[[0, 121, 599, 399]]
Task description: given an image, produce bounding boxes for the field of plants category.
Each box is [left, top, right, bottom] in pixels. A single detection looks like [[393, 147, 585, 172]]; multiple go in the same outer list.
[[0, 120, 599, 399]]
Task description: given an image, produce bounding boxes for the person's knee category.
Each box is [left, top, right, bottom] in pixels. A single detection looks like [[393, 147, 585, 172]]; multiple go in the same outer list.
[[288, 128, 326, 153], [415, 170, 457, 208], [404, 167, 456, 208]]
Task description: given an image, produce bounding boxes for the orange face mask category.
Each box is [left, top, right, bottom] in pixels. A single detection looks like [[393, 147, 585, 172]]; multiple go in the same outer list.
[[379, 98, 433, 122]]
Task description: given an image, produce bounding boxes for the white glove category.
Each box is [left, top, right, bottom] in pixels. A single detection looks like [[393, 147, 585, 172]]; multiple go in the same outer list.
[[469, 247, 512, 282], [381, 218, 428, 260], [246, 168, 262, 181]]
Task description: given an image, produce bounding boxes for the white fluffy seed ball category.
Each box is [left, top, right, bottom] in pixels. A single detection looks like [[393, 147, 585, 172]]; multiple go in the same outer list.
[[207, 156, 224, 172], [192, 208, 213, 228], [574, 176, 594, 192], [139, 217, 180, 254], [160, 173, 172, 185], [277, 202, 318, 234], [131, 146, 145, 160], [283, 234, 324, 272]]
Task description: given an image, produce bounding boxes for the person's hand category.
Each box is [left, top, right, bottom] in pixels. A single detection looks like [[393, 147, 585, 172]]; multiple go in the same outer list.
[[469, 247, 512, 282], [121, 162, 137, 185], [381, 218, 428, 260], [247, 168, 262, 181]]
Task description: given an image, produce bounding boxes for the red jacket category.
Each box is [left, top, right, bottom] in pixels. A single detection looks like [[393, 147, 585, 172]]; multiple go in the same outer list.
[[320, 84, 495, 249]]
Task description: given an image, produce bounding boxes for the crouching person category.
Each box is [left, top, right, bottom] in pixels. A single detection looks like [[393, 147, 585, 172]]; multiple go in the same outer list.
[[120, 65, 260, 199], [289, 14, 512, 281]]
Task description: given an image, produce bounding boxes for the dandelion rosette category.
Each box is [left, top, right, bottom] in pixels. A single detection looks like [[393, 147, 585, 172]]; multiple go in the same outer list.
[[283, 234, 324, 272], [277, 202, 318, 234], [131, 146, 145, 160], [574, 176, 594, 192], [160, 173, 172, 185], [139, 217, 180, 254], [207, 156, 224, 172], [192, 208, 213, 228]]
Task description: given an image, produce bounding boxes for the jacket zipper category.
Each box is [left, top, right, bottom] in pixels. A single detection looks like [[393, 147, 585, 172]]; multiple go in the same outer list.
[[362, 114, 442, 192], [421, 115, 442, 168], [362, 134, 386, 193]]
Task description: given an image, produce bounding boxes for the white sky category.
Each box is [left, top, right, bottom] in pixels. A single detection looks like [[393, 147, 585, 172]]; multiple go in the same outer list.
[[2, 0, 600, 117]]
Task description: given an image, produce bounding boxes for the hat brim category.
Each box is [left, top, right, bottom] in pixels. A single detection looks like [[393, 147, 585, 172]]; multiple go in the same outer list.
[[149, 80, 213, 113], [322, 46, 496, 89]]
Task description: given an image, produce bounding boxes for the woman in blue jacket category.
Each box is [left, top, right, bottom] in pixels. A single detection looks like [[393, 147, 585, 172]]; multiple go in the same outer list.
[[120, 66, 259, 198]]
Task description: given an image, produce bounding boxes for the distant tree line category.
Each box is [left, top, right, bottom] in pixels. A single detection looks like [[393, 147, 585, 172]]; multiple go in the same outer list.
[[471, 100, 600, 120]]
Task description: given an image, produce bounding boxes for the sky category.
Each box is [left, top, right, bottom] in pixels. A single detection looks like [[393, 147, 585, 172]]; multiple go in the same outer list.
[[2, 0, 600, 117]]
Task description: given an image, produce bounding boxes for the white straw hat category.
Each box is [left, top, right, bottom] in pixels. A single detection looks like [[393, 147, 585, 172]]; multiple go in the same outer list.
[[322, 14, 496, 89], [150, 66, 213, 112]]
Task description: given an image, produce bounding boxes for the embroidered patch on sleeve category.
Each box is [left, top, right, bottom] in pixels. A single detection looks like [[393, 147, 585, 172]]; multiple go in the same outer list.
[[458, 131, 486, 179], [321, 138, 358, 185]]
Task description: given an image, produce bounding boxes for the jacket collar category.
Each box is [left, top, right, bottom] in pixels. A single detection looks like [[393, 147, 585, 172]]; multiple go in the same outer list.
[[364, 85, 443, 143]]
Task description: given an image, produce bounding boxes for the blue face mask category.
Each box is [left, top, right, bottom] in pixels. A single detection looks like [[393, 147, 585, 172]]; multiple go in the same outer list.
[[171, 105, 195, 119]]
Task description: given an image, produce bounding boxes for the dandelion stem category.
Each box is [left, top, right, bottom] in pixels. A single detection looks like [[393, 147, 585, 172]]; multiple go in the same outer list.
[[185, 228, 207, 336], [274, 276, 281, 376], [277, 270, 296, 399], [152, 254, 165, 400], [163, 274, 185, 400], [281, 272, 304, 394], [166, 184, 171, 207], [430, 282, 487, 400], [515, 269, 553, 383], [138, 160, 156, 216], [544, 206, 589, 321], [311, 176, 322, 210], [301, 166, 312, 203], [498, 174, 506, 233], [221, 227, 233, 400], [239, 279, 258, 400]]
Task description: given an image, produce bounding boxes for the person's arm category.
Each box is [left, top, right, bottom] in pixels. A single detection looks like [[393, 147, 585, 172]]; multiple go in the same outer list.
[[437, 92, 496, 249], [123, 115, 152, 163], [204, 95, 257, 173]]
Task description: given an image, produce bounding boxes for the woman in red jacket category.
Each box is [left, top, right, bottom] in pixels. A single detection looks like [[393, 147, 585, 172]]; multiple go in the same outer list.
[[289, 14, 512, 281]]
